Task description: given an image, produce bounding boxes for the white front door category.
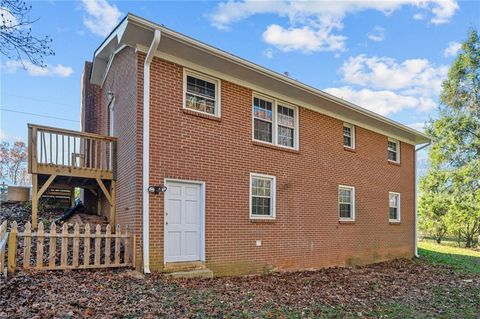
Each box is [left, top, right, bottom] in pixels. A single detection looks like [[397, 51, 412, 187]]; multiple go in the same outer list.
[[164, 181, 202, 263]]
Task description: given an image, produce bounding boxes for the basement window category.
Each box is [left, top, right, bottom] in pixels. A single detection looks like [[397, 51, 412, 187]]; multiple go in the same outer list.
[[184, 70, 220, 117]]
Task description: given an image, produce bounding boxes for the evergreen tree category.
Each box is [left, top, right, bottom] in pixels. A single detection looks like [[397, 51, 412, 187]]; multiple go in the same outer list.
[[419, 29, 480, 247]]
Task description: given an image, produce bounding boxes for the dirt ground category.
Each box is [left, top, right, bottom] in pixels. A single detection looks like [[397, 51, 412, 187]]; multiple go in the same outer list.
[[0, 259, 478, 319]]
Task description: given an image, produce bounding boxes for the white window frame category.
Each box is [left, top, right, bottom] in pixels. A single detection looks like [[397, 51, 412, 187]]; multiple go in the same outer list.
[[389, 192, 401, 222], [343, 122, 355, 149], [388, 138, 400, 163], [338, 185, 355, 221], [252, 93, 299, 150], [249, 173, 276, 220], [183, 69, 221, 117]]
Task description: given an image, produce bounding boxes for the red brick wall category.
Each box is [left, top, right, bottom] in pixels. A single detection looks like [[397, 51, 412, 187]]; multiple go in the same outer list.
[[99, 47, 140, 237], [81, 49, 142, 254], [81, 61, 102, 212], [144, 56, 416, 276], [81, 62, 102, 135]]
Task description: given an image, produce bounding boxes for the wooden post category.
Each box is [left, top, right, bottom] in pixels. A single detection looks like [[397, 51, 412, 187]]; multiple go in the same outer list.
[[7, 222, 17, 273], [114, 224, 120, 265], [94, 225, 101, 266], [32, 174, 38, 229], [72, 223, 80, 267], [110, 180, 116, 228], [36, 222, 44, 269], [105, 225, 111, 265], [23, 222, 32, 269], [70, 188, 75, 207], [124, 225, 130, 265], [60, 223, 68, 268], [83, 224, 91, 266], [49, 223, 57, 267]]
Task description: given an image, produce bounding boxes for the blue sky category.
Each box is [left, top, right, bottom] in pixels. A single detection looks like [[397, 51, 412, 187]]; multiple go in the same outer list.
[[1, 0, 479, 145]]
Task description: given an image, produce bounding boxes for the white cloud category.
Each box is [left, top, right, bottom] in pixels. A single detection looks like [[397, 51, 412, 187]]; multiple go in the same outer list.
[[0, 129, 7, 140], [407, 122, 426, 132], [443, 41, 461, 57], [3, 61, 74, 77], [367, 26, 385, 42], [210, 0, 459, 53], [430, 0, 459, 24], [0, 7, 18, 28], [262, 48, 274, 59], [413, 13, 425, 20], [324, 86, 434, 116], [81, 0, 122, 37], [262, 24, 346, 53], [323, 54, 448, 116], [340, 54, 448, 94]]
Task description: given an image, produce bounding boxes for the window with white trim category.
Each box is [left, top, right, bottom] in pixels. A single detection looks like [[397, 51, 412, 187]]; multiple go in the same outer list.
[[389, 192, 401, 222], [343, 123, 355, 148], [253, 95, 298, 149], [184, 70, 220, 116], [250, 173, 276, 219], [338, 185, 355, 220], [388, 138, 400, 163]]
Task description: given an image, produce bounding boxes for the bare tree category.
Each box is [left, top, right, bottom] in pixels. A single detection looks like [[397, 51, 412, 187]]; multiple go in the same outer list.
[[0, 141, 10, 179], [9, 141, 27, 185], [0, 0, 54, 67]]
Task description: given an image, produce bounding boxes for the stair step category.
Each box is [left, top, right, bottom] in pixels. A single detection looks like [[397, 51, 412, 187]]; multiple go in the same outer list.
[[163, 261, 206, 273], [166, 268, 213, 279]]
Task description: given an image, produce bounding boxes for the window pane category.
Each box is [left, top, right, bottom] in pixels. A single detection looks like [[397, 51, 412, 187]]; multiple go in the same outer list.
[[252, 177, 271, 197], [388, 141, 397, 151], [278, 126, 294, 147], [389, 207, 398, 220], [277, 105, 295, 128], [340, 203, 351, 218], [389, 194, 398, 207], [388, 141, 398, 161], [254, 119, 272, 142], [252, 197, 271, 216], [343, 126, 351, 137], [344, 135, 351, 147], [186, 75, 216, 99], [253, 97, 273, 121], [186, 93, 215, 115], [339, 188, 351, 203]]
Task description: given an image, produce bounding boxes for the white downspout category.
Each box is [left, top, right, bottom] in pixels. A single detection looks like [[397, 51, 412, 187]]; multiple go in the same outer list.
[[143, 29, 161, 274], [414, 142, 430, 258]]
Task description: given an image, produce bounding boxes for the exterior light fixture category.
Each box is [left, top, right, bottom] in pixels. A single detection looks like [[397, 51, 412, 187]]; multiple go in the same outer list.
[[148, 185, 167, 194]]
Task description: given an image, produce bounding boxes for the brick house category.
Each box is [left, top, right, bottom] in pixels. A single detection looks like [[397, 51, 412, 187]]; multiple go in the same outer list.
[[81, 14, 430, 276]]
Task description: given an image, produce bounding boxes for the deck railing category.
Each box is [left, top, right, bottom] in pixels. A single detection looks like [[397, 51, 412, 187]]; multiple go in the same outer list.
[[28, 124, 117, 179]]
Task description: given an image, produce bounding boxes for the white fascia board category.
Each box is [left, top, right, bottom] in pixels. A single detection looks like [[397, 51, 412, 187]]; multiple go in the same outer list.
[[136, 45, 420, 145]]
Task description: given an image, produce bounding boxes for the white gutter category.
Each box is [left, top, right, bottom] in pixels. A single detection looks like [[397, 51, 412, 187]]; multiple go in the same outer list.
[[142, 29, 161, 274], [414, 142, 431, 257]]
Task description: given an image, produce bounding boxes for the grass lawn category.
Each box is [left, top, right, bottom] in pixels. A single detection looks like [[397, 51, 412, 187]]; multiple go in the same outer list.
[[418, 241, 480, 275]]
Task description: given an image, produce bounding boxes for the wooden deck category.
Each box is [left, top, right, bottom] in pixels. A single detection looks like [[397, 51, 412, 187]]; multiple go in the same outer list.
[[28, 124, 117, 228]]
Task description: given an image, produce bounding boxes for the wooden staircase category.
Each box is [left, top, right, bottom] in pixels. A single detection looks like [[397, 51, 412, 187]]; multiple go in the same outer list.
[[28, 124, 117, 228]]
